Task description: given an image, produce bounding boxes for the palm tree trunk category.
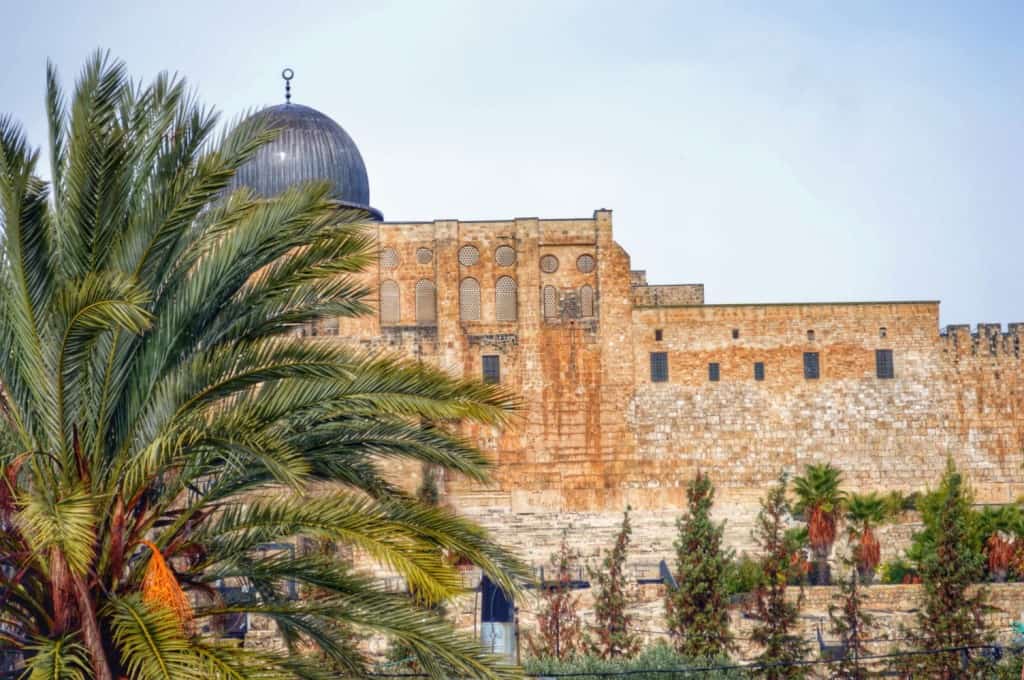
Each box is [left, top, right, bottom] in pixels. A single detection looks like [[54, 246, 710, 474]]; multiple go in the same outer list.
[[72, 572, 113, 680]]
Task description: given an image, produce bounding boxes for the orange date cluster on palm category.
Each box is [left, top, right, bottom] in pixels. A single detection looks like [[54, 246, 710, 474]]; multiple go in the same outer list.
[[140, 541, 194, 635]]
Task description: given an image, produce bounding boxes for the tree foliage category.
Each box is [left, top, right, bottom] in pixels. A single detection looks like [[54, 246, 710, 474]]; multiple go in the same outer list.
[[665, 472, 733, 660], [749, 475, 807, 680], [528, 535, 585, 661], [0, 51, 526, 679], [827, 555, 874, 680], [792, 463, 845, 585], [904, 459, 993, 679], [844, 492, 888, 584], [588, 508, 640, 660]]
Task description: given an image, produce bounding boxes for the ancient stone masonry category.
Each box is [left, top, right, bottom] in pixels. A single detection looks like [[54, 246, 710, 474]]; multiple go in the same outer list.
[[328, 210, 1024, 569], [228, 95, 1024, 654]]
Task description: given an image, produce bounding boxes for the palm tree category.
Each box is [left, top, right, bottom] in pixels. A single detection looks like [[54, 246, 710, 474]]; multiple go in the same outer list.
[[792, 463, 845, 585], [0, 52, 526, 679], [845, 492, 888, 584], [977, 506, 1019, 582]]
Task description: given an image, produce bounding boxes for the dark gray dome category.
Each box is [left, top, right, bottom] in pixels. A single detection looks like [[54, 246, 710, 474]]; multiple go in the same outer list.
[[231, 103, 381, 219]]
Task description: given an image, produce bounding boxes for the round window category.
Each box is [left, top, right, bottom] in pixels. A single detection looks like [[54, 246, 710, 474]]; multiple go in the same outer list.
[[416, 247, 433, 264], [576, 254, 596, 273], [495, 245, 516, 267], [458, 245, 480, 266], [539, 255, 559, 273]]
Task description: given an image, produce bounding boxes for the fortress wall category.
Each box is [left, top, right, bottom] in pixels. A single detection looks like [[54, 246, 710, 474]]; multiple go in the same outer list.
[[627, 304, 1024, 506], [331, 212, 1023, 570], [631, 283, 705, 306]]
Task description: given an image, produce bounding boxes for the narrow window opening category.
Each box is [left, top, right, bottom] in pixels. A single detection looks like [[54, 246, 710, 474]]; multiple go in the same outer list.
[[731, 329, 740, 340], [495, 276, 518, 321], [807, 329, 816, 342], [754, 362, 765, 381], [876, 349, 894, 379], [482, 355, 501, 384], [459, 278, 481, 321], [380, 280, 400, 324], [654, 329, 663, 342], [579, 285, 595, 317], [803, 352, 820, 379], [879, 326, 888, 339], [650, 352, 668, 383], [542, 285, 558, 319], [415, 280, 436, 324], [708, 363, 720, 382]]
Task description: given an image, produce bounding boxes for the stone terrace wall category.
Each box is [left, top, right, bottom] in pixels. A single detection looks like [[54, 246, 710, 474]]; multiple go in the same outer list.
[[442, 580, 1024, 663]]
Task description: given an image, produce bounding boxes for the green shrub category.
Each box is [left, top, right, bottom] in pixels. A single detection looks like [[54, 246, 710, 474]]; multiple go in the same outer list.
[[523, 640, 745, 679], [878, 557, 918, 584], [724, 554, 764, 597]]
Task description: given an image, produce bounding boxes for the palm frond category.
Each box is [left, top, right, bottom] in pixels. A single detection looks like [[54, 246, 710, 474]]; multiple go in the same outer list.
[[24, 634, 91, 680]]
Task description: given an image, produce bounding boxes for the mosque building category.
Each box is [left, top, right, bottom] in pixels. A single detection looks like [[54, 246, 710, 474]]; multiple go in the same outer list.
[[233, 75, 1024, 577]]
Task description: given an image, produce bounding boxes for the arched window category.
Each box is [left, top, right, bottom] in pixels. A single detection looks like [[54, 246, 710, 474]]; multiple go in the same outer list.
[[496, 276, 517, 321], [380, 280, 399, 324], [579, 285, 594, 317], [460, 278, 481, 321], [542, 285, 558, 319], [380, 247, 399, 271], [415, 280, 436, 324]]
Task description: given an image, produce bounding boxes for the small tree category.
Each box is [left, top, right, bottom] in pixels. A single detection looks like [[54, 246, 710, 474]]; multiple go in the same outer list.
[[904, 459, 993, 679], [666, 472, 733, 659], [529, 535, 586, 661], [588, 508, 641, 659], [792, 463, 846, 585], [828, 554, 873, 680], [750, 475, 808, 680], [845, 492, 888, 584]]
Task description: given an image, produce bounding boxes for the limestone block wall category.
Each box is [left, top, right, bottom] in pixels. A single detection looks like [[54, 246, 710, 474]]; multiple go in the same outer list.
[[632, 283, 705, 306], [628, 304, 1024, 506], [325, 208, 1023, 581], [438, 578, 1024, 663]]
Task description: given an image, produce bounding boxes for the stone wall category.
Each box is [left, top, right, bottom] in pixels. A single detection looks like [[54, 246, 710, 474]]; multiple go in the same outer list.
[[444, 578, 1024, 663], [325, 208, 1023, 573], [631, 283, 705, 306]]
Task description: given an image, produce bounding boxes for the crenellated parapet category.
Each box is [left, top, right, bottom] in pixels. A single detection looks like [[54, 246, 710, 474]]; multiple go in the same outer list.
[[940, 323, 1023, 360]]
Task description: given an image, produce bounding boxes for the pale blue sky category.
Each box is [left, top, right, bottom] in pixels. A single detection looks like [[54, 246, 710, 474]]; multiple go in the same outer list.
[[3, 1, 1022, 325]]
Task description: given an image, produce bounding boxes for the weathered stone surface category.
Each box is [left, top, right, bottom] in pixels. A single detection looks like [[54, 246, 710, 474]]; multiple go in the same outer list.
[[319, 209, 1023, 655]]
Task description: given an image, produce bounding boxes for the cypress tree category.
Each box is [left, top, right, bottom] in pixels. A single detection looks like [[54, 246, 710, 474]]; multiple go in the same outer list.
[[828, 555, 873, 680], [750, 474, 807, 680], [905, 459, 992, 678], [589, 508, 641, 659], [665, 472, 733, 659], [529, 535, 586, 660]]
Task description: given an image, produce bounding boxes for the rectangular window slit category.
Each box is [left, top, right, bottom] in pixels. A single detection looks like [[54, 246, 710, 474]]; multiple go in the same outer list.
[[482, 355, 501, 384], [650, 352, 669, 383], [803, 352, 820, 379], [875, 349, 894, 379]]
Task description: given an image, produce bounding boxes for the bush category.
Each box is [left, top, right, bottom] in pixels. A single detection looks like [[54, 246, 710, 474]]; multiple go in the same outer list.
[[523, 640, 745, 679], [724, 554, 764, 597], [878, 557, 918, 584]]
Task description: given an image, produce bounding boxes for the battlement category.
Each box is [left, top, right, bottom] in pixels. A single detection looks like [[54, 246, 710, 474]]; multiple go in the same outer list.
[[940, 323, 1023, 358]]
